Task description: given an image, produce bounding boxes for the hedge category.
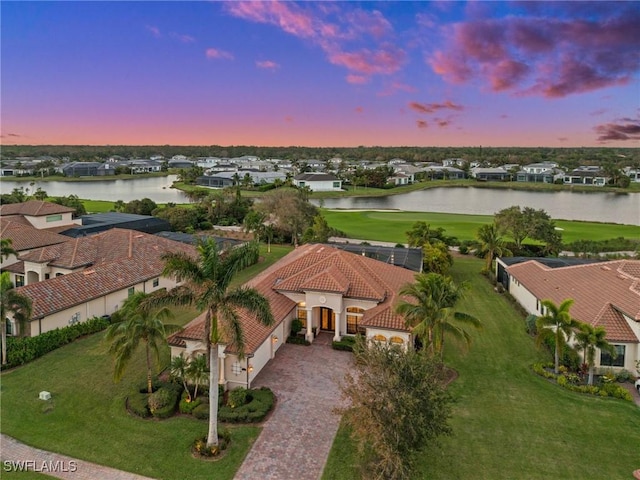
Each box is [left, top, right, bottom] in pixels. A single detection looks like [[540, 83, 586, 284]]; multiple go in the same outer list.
[[286, 335, 310, 346], [193, 388, 275, 423], [4, 316, 111, 369], [332, 336, 357, 352]]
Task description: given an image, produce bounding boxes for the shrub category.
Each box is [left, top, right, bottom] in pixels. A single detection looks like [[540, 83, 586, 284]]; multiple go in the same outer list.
[[218, 387, 274, 423], [4, 316, 110, 369], [286, 335, 310, 346], [615, 369, 634, 383], [192, 402, 210, 420], [191, 429, 230, 457], [179, 393, 202, 414], [524, 314, 538, 335], [228, 388, 249, 409], [149, 387, 179, 418], [290, 319, 303, 335], [332, 336, 357, 352], [128, 392, 151, 418]]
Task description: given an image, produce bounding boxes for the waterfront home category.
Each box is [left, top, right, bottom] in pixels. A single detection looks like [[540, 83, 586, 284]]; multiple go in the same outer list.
[[496, 257, 640, 373], [516, 162, 564, 183], [470, 167, 511, 181], [168, 244, 416, 390], [563, 166, 609, 186], [293, 172, 342, 191]]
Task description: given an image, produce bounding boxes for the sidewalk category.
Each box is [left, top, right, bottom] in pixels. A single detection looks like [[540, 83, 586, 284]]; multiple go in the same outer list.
[[0, 434, 155, 480]]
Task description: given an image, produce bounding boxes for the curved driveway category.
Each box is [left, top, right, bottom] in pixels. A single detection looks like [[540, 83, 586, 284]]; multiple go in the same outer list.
[[234, 338, 353, 480]]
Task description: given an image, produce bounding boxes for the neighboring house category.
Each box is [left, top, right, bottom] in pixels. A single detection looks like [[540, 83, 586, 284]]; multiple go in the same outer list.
[[0, 200, 81, 232], [197, 170, 287, 188], [496, 257, 640, 373], [126, 159, 163, 173], [442, 158, 466, 168], [470, 167, 511, 181], [293, 173, 342, 191], [623, 167, 640, 183], [388, 172, 410, 186], [168, 244, 417, 390], [60, 212, 171, 238], [563, 166, 609, 186], [7, 229, 196, 336], [61, 162, 102, 177], [516, 162, 564, 183], [422, 166, 465, 180], [168, 158, 194, 169]]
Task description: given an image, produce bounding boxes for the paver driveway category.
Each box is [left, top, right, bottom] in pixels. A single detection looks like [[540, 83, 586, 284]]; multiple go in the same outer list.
[[234, 338, 353, 480]]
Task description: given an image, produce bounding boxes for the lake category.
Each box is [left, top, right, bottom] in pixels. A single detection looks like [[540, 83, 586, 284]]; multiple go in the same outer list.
[[1, 177, 638, 225]]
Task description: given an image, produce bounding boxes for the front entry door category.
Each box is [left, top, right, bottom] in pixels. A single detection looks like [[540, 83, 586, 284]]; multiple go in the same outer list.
[[320, 307, 335, 331]]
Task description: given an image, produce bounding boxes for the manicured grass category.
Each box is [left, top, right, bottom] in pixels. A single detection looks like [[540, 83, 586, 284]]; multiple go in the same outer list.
[[322, 210, 640, 244], [231, 244, 294, 287], [2, 471, 55, 479], [322, 257, 640, 480]]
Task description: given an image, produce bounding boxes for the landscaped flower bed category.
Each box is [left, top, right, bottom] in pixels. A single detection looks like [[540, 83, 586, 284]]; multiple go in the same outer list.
[[190, 387, 275, 423]]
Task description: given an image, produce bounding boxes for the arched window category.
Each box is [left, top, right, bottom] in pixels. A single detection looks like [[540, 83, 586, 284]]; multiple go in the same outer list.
[[372, 334, 387, 343], [346, 307, 364, 334], [389, 336, 404, 345], [297, 302, 307, 328]]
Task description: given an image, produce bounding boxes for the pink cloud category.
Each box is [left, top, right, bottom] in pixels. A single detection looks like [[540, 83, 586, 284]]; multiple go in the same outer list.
[[344, 9, 392, 39], [145, 25, 161, 38], [225, 1, 316, 38], [170, 32, 196, 43], [430, 8, 640, 98], [408, 101, 464, 114], [257, 60, 279, 70], [346, 74, 368, 85], [205, 48, 234, 60], [594, 118, 640, 142], [434, 118, 452, 128], [557, 137, 569, 142], [416, 120, 428, 129], [328, 46, 405, 75], [378, 81, 417, 97], [355, 106, 364, 113], [284, 116, 294, 123]]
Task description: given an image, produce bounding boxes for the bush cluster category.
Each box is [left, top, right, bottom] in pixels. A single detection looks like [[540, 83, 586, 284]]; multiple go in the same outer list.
[[332, 335, 357, 352], [194, 387, 275, 423], [4, 316, 110, 369], [286, 335, 310, 346], [149, 386, 180, 419], [532, 363, 633, 402], [191, 429, 231, 457]]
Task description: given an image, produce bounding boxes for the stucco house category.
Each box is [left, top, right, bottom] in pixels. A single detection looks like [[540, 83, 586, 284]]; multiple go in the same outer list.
[[563, 166, 609, 186], [168, 244, 417, 390], [293, 173, 342, 191], [496, 258, 640, 372], [7, 229, 196, 337]]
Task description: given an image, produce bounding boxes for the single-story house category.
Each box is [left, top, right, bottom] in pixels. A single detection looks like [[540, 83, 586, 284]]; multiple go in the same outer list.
[[293, 173, 342, 191], [496, 257, 640, 372], [470, 167, 511, 181], [168, 244, 417, 390], [7, 229, 196, 336], [422, 166, 465, 180], [563, 166, 609, 186]]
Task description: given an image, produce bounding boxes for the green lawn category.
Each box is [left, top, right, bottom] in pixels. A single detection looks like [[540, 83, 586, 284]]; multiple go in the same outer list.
[[322, 210, 640, 244], [322, 257, 640, 480], [0, 250, 294, 480]]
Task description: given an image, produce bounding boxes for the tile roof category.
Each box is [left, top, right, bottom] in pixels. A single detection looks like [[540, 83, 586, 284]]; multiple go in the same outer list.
[[0, 200, 75, 217], [0, 219, 70, 251], [507, 260, 640, 343], [15, 230, 197, 319], [169, 244, 416, 354]]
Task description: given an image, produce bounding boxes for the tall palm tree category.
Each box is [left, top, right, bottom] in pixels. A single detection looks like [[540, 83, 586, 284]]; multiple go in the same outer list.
[[476, 222, 512, 272], [1, 238, 17, 262], [574, 323, 616, 385], [0, 272, 32, 365], [396, 273, 481, 359], [160, 239, 274, 447], [105, 292, 179, 394], [535, 298, 577, 374], [187, 354, 208, 400]]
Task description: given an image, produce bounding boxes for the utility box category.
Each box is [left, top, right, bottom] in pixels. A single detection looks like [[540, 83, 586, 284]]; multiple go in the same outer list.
[[39, 391, 51, 401]]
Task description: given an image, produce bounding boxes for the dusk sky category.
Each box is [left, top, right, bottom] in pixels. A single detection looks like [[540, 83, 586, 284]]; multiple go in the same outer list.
[[2, 1, 639, 148]]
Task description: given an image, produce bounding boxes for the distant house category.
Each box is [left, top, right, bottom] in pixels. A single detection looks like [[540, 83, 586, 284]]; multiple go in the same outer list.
[[197, 170, 287, 188], [497, 258, 640, 373], [442, 158, 467, 168], [60, 212, 171, 238], [563, 166, 609, 186], [516, 162, 564, 183], [470, 167, 510, 181], [168, 244, 416, 390], [7, 229, 196, 337], [126, 159, 163, 173], [623, 167, 640, 183], [293, 172, 342, 191], [62, 162, 102, 177], [388, 172, 410, 186], [422, 166, 465, 180], [168, 158, 194, 169]]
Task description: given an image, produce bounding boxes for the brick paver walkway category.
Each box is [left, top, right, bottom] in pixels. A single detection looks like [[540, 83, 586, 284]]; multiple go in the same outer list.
[[0, 433, 155, 480], [234, 339, 353, 480]]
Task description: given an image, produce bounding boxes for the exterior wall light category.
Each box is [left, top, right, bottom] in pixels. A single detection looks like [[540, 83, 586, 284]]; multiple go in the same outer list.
[[272, 336, 278, 343], [248, 364, 254, 373]]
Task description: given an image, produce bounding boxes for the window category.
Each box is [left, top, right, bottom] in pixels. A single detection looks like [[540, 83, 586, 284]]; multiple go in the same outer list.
[[346, 307, 364, 334], [45, 274, 50, 280], [69, 312, 80, 325], [56, 273, 63, 277], [389, 336, 404, 345], [15, 275, 24, 287], [333, 181, 340, 188], [6, 320, 13, 336], [600, 345, 625, 367], [153, 278, 159, 288], [372, 334, 387, 343], [46, 214, 63, 222], [128, 287, 135, 297], [297, 302, 307, 328]]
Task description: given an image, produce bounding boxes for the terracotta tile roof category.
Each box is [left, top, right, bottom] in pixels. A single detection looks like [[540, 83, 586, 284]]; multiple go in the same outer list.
[[18, 228, 192, 270], [15, 230, 197, 319], [593, 304, 637, 343], [170, 244, 416, 354], [3, 261, 24, 274], [507, 259, 640, 343], [0, 200, 75, 217], [0, 219, 70, 251]]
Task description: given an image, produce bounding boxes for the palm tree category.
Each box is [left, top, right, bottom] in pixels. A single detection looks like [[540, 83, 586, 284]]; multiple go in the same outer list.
[[170, 354, 191, 401], [187, 354, 208, 399], [160, 239, 273, 447], [476, 222, 512, 272], [1, 238, 17, 262], [396, 273, 481, 359], [105, 292, 179, 394], [535, 299, 577, 374], [0, 272, 33, 365], [574, 323, 616, 385]]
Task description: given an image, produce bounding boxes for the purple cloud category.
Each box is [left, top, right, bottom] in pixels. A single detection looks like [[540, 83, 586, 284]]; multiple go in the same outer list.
[[594, 118, 640, 142]]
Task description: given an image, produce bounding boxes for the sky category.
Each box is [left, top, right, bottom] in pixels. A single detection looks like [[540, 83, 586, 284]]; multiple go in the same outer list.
[[1, 1, 639, 148]]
